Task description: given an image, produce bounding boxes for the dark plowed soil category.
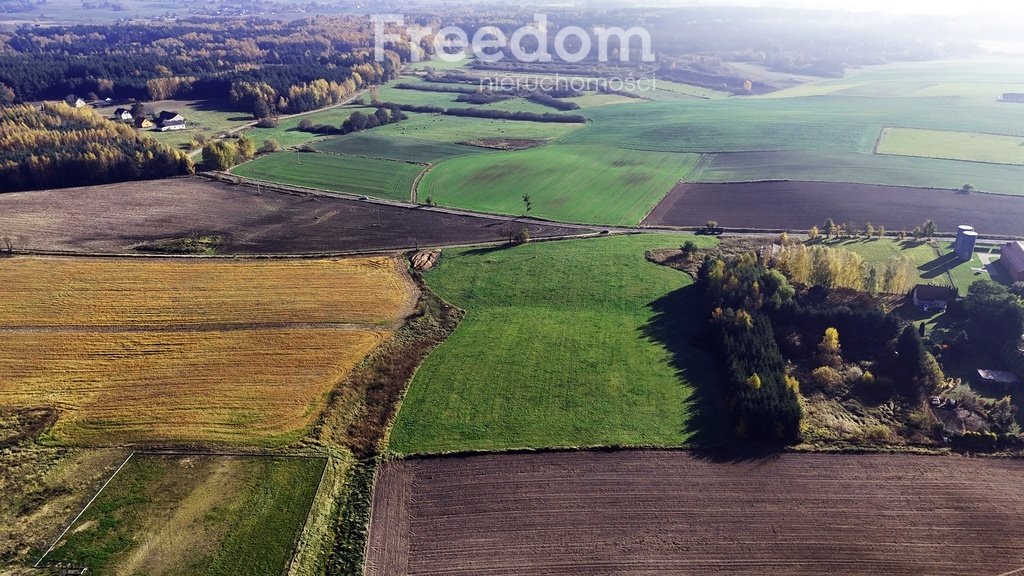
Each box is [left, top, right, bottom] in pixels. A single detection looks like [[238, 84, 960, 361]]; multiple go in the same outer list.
[[0, 177, 592, 255], [366, 450, 1024, 576], [644, 181, 1024, 237]]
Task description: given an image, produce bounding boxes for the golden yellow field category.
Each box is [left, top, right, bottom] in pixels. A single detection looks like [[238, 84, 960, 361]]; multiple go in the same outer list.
[[0, 256, 413, 327], [0, 256, 416, 445]]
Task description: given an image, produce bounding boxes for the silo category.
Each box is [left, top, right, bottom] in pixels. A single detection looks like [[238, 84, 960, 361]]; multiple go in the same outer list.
[[954, 225, 977, 261]]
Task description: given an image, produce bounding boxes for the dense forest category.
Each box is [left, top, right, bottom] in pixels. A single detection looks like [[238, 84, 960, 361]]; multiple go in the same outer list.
[[0, 103, 193, 192], [0, 17, 406, 114]]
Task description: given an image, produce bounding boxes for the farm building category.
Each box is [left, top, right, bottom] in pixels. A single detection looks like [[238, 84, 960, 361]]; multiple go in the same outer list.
[[73, 98, 88, 108], [134, 116, 155, 129], [911, 284, 957, 311], [113, 108, 133, 122], [156, 111, 186, 131], [953, 225, 977, 261], [976, 369, 1021, 387], [1002, 93, 1024, 103], [1001, 241, 1024, 282]]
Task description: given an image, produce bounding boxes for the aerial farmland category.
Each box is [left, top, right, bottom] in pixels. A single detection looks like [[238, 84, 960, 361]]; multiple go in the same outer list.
[[2, 3, 1024, 576]]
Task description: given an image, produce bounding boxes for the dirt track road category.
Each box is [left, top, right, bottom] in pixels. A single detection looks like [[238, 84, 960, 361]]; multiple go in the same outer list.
[[367, 450, 1024, 576]]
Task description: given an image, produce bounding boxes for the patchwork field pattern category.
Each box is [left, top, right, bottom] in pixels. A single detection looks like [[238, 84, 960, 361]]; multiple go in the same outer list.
[[45, 455, 325, 576], [419, 145, 702, 225], [876, 127, 1024, 165], [0, 257, 414, 445], [232, 152, 424, 201], [366, 451, 1024, 576]]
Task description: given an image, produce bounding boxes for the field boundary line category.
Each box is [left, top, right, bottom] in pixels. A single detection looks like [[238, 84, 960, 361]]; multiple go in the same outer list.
[[34, 451, 135, 568], [285, 454, 332, 576], [997, 566, 1024, 576]]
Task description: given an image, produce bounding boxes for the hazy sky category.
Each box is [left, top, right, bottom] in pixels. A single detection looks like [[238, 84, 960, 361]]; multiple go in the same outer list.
[[674, 0, 1024, 16]]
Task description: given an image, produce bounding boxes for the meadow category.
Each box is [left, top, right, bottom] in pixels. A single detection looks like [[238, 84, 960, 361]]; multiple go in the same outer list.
[[232, 152, 425, 201], [244, 105, 360, 148], [692, 150, 1024, 195], [0, 257, 413, 445], [313, 133, 490, 163], [388, 234, 722, 455], [563, 96, 1024, 154], [418, 144, 702, 225], [370, 112, 582, 143], [876, 127, 1024, 166], [43, 455, 324, 576]]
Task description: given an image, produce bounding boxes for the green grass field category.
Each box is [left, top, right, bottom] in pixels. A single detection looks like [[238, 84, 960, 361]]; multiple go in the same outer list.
[[691, 150, 1024, 195], [232, 152, 424, 201], [44, 455, 324, 576], [876, 127, 1024, 166], [375, 83, 470, 108], [567, 92, 642, 108], [244, 105, 361, 149], [563, 95, 1024, 154], [313, 133, 490, 163], [419, 144, 701, 225], [389, 234, 722, 455], [766, 58, 1024, 101], [371, 112, 582, 143]]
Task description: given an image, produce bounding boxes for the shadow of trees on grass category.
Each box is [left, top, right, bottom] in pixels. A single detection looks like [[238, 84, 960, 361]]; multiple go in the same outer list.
[[640, 283, 728, 450]]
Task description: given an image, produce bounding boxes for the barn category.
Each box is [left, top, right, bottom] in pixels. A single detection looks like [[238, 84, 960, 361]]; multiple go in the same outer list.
[[1001, 241, 1024, 282], [911, 284, 957, 311]]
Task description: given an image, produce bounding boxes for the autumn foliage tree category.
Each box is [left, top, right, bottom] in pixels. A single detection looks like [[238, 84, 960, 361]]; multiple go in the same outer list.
[[0, 103, 192, 192]]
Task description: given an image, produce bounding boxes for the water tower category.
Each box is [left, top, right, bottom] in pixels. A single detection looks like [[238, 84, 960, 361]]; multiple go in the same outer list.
[[954, 225, 977, 261]]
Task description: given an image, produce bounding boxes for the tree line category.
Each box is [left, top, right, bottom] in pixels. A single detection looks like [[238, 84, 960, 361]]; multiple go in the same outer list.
[[374, 101, 586, 124], [0, 17, 404, 115], [0, 103, 193, 192]]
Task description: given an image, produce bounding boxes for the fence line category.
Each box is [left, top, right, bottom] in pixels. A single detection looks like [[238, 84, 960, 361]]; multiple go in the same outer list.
[[34, 451, 135, 567]]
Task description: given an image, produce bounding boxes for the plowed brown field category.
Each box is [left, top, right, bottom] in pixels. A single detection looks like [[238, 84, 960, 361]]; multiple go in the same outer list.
[[366, 451, 1024, 576], [0, 177, 592, 254], [644, 181, 1024, 237]]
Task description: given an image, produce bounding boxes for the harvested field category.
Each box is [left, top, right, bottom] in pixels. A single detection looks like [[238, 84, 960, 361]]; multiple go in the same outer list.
[[0, 256, 411, 327], [644, 181, 1024, 236], [0, 177, 593, 255], [0, 256, 414, 445], [366, 450, 1024, 576]]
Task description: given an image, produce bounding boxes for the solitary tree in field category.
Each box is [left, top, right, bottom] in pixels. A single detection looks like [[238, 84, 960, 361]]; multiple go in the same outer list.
[[808, 226, 820, 240], [522, 194, 532, 216], [960, 184, 975, 194], [864, 222, 874, 239], [705, 220, 718, 233], [876, 225, 885, 240]]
